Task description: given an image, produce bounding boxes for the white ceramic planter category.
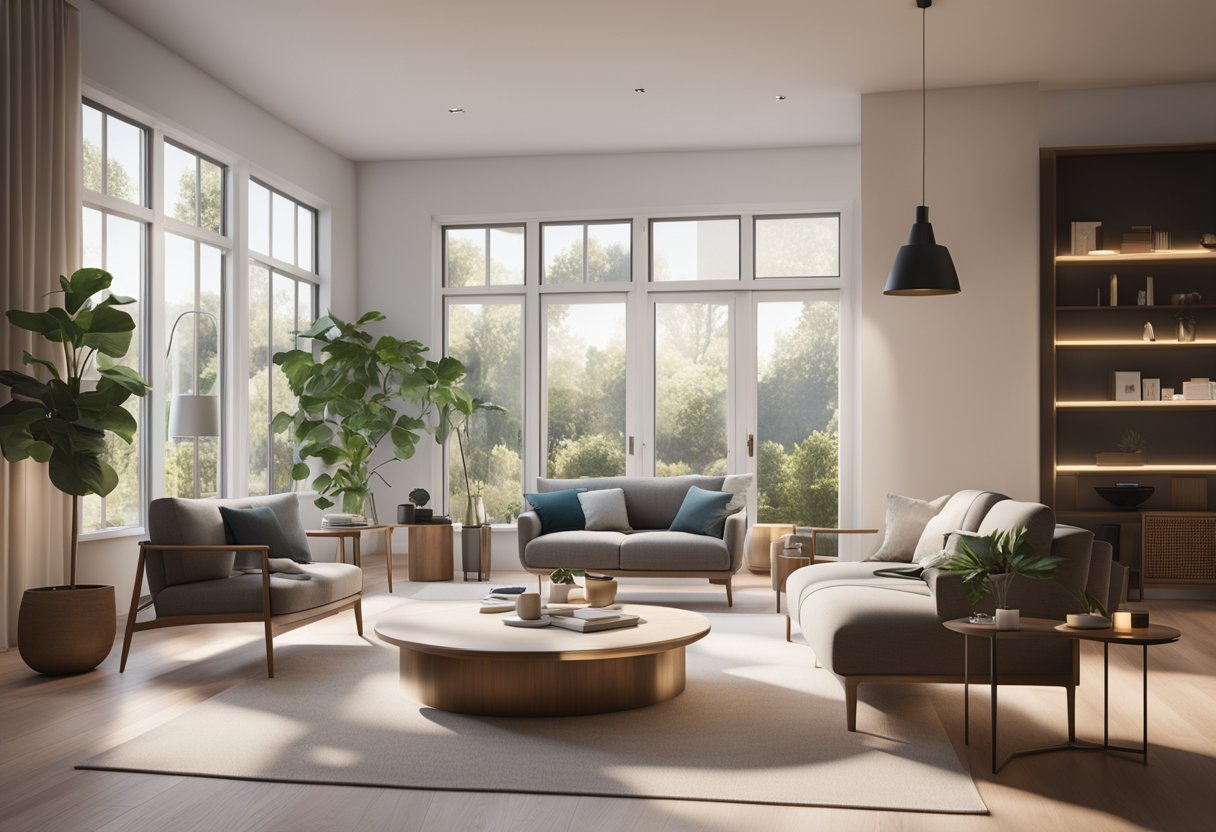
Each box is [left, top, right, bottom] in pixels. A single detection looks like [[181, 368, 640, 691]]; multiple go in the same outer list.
[[1066, 613, 1112, 629], [995, 608, 1020, 631], [549, 583, 572, 604]]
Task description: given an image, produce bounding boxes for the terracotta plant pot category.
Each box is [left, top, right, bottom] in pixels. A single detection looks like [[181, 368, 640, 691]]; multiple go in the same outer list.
[[18, 585, 116, 675], [584, 577, 618, 608]]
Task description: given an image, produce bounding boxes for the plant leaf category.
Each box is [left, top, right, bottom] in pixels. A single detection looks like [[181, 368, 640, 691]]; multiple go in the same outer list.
[[63, 268, 112, 314]]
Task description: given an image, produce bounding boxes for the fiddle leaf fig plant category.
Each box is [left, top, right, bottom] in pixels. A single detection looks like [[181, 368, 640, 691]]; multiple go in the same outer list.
[[272, 310, 467, 514], [0, 268, 151, 586]]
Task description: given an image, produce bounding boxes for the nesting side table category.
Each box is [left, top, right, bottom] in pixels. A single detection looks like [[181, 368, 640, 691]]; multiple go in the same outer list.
[[383, 523, 454, 591]]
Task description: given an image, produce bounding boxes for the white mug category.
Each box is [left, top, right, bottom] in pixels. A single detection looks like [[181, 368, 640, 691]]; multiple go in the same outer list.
[[516, 592, 541, 620]]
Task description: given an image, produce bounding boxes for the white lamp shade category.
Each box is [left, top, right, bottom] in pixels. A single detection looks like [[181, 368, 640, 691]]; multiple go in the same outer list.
[[168, 394, 220, 438]]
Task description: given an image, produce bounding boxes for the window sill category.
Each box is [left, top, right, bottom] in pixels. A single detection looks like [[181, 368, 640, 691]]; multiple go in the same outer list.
[[78, 526, 146, 543]]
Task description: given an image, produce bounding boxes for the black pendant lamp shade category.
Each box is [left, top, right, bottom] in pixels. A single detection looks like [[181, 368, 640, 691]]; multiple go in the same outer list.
[[884, 0, 960, 296], [884, 205, 960, 295]]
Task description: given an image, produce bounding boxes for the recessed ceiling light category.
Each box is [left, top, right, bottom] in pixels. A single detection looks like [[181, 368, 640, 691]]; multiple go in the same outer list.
[[633, 88, 646, 94], [448, 107, 465, 114], [775, 95, 787, 101]]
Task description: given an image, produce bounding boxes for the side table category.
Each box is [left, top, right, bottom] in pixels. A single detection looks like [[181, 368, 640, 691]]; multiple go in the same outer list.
[[383, 523, 454, 591], [306, 525, 383, 568], [773, 526, 878, 620], [943, 617, 1181, 773], [743, 523, 795, 574]]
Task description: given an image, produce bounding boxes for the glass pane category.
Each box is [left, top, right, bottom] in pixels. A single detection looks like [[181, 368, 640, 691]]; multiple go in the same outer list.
[[106, 114, 144, 205], [163, 233, 195, 499], [247, 261, 271, 496], [446, 302, 523, 523], [106, 396, 142, 527], [545, 302, 626, 477], [755, 215, 840, 278], [82, 494, 103, 533], [82, 104, 103, 193], [199, 158, 223, 234], [297, 206, 315, 272], [272, 192, 295, 263], [249, 180, 270, 255], [489, 226, 525, 285], [652, 219, 739, 282], [198, 244, 223, 498], [445, 227, 485, 287], [164, 143, 196, 225], [654, 301, 729, 476], [587, 223, 631, 283], [82, 207, 102, 269], [542, 224, 583, 284], [297, 280, 314, 338], [271, 273, 297, 493], [756, 300, 839, 529], [105, 215, 143, 372]]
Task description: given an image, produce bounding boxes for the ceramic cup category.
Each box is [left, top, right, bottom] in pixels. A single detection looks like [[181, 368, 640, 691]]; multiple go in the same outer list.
[[995, 608, 1020, 631], [516, 592, 541, 620]]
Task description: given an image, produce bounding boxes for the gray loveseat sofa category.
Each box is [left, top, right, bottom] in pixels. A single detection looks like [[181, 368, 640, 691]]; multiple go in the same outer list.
[[517, 476, 747, 605], [784, 491, 1127, 730]]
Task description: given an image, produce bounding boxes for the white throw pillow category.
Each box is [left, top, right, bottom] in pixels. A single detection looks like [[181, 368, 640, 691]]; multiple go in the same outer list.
[[721, 473, 753, 514], [868, 493, 949, 562], [919, 530, 987, 570], [577, 488, 632, 532]]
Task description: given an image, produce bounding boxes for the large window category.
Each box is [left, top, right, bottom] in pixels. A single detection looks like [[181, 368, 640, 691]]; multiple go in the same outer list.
[[247, 181, 318, 496], [438, 211, 846, 527]]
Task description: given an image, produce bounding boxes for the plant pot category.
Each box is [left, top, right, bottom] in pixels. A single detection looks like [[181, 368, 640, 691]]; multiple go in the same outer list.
[[994, 608, 1020, 631], [549, 583, 573, 604], [461, 527, 483, 573], [397, 503, 415, 524], [18, 585, 116, 675], [1067, 613, 1112, 629], [584, 577, 618, 608], [415, 508, 433, 522]]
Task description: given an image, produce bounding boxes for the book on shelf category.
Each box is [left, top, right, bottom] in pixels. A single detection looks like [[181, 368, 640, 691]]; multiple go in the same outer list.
[[1070, 221, 1102, 256], [550, 613, 640, 633], [1121, 225, 1153, 254]]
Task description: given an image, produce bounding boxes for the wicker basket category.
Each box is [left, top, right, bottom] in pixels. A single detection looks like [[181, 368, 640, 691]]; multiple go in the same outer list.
[[1142, 512, 1216, 585]]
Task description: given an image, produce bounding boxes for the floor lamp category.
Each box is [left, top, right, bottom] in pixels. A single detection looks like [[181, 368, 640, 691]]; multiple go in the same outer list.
[[165, 310, 220, 499]]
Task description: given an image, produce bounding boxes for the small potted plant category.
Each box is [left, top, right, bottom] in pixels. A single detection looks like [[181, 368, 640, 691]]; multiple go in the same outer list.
[[410, 487, 432, 522], [1062, 586, 1111, 629], [940, 528, 1064, 630], [548, 568, 583, 603]]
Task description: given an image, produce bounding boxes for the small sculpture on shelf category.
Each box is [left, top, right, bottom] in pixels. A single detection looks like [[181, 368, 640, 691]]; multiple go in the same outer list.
[[1176, 315, 1197, 343], [1142, 322, 1156, 342]]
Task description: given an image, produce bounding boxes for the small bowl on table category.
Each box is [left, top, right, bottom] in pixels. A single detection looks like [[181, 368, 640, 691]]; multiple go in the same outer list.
[[1094, 484, 1154, 511]]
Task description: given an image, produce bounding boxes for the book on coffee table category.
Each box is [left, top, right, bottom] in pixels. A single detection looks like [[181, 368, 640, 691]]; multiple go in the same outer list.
[[550, 613, 640, 633]]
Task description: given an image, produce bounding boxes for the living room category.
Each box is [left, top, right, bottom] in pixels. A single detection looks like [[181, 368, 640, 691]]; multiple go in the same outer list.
[[2, 0, 1215, 829]]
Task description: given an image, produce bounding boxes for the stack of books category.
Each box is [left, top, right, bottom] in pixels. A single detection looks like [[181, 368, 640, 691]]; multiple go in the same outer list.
[[321, 513, 369, 528], [1121, 225, 1154, 254], [550, 608, 640, 632]]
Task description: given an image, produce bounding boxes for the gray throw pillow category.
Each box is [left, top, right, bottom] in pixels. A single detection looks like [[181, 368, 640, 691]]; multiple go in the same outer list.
[[919, 530, 987, 570], [721, 473, 753, 514], [219, 505, 313, 563], [868, 493, 949, 562], [577, 488, 632, 532]]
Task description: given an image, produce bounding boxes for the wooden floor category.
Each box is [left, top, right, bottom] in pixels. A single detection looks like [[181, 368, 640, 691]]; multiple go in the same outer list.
[[2, 555, 1214, 832]]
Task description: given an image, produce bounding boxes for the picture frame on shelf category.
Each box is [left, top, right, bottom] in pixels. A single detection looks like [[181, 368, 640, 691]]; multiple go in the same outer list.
[[1142, 378, 1160, 401], [1111, 371, 1142, 402]]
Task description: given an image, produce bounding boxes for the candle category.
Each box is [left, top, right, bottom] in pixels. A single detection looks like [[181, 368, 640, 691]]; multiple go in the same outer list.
[[1113, 609, 1150, 631]]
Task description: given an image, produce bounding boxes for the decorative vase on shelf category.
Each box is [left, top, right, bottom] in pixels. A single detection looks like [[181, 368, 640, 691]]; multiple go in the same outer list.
[[462, 495, 479, 527], [364, 493, 378, 525], [475, 494, 487, 526], [989, 573, 1019, 631]]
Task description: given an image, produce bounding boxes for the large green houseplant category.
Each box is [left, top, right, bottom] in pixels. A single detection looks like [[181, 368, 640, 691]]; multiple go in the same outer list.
[[0, 268, 151, 674], [940, 527, 1064, 630], [272, 310, 467, 517]]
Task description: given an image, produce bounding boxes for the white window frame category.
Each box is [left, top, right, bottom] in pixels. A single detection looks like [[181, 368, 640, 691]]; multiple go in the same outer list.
[[434, 203, 856, 529]]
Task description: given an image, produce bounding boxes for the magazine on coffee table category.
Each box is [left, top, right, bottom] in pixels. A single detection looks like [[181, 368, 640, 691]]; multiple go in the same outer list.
[[550, 612, 640, 633]]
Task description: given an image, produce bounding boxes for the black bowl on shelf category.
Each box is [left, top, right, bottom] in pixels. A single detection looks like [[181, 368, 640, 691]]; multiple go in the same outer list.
[[1094, 485, 1154, 510]]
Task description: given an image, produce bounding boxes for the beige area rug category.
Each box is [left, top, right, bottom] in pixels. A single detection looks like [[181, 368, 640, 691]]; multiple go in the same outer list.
[[80, 592, 986, 814]]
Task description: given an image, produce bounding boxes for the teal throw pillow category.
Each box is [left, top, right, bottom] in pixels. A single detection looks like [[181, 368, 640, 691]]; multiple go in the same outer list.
[[523, 488, 588, 535], [668, 486, 733, 538], [219, 505, 312, 563]]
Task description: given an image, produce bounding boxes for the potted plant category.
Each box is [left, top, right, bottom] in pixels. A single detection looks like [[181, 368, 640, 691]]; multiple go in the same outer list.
[[940, 527, 1064, 630], [0, 268, 151, 674], [272, 311, 465, 520], [409, 487, 432, 522], [1062, 586, 1111, 629], [548, 568, 584, 603], [434, 391, 504, 527]]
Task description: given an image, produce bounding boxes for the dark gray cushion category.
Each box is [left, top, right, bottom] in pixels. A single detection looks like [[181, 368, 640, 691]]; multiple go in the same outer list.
[[153, 562, 361, 617], [523, 531, 625, 570], [536, 475, 725, 531], [220, 506, 311, 563], [668, 486, 732, 538], [619, 531, 730, 571]]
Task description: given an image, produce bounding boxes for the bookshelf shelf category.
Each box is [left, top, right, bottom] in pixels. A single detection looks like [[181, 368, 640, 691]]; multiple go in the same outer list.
[[1056, 464, 1216, 474], [1055, 339, 1216, 349], [1057, 400, 1216, 410], [1056, 250, 1215, 264]]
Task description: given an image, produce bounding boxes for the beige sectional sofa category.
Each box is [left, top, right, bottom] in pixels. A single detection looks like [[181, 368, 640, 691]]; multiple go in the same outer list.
[[517, 476, 747, 605], [784, 491, 1127, 730]]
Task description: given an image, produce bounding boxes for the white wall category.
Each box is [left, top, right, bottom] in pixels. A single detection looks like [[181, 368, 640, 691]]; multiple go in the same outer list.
[[1040, 82, 1216, 148], [856, 84, 1042, 536], [73, 0, 358, 602], [357, 146, 862, 517]]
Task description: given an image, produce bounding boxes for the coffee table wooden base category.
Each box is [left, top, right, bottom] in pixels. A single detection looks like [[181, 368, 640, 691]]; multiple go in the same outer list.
[[399, 646, 687, 716]]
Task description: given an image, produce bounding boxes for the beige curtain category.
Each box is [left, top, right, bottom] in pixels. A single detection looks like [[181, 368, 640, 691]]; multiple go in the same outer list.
[[1, 0, 80, 648]]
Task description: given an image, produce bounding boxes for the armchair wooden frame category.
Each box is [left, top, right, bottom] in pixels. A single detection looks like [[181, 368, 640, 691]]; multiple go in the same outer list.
[[773, 527, 879, 616], [119, 531, 363, 678]]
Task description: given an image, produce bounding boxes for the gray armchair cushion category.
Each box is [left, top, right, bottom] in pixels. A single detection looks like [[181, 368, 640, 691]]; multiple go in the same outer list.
[[620, 531, 729, 571], [153, 562, 362, 617], [523, 531, 626, 570], [220, 505, 311, 563]]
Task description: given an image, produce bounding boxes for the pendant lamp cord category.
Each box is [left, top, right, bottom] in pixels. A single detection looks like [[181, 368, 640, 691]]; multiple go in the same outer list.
[[921, 2, 926, 206]]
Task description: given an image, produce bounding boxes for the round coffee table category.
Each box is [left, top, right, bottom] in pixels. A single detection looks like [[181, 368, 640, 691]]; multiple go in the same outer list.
[[375, 604, 711, 716]]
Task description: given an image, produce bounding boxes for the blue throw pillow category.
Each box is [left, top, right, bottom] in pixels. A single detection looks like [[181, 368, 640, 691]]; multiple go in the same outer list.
[[219, 505, 312, 563], [668, 486, 733, 538], [523, 488, 588, 535]]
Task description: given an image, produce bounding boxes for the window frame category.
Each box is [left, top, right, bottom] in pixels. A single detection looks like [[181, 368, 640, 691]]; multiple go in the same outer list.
[[442, 223, 527, 288], [540, 219, 633, 285], [648, 215, 743, 285], [752, 212, 842, 280]]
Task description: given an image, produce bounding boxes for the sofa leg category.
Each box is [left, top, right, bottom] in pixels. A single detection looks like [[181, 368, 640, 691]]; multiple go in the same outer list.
[[354, 597, 364, 637], [845, 679, 858, 732], [1066, 683, 1076, 742], [709, 577, 733, 607]]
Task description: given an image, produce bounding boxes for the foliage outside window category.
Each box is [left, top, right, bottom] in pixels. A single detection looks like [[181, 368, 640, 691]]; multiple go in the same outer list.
[[754, 214, 840, 278], [444, 225, 525, 287], [542, 222, 630, 284]]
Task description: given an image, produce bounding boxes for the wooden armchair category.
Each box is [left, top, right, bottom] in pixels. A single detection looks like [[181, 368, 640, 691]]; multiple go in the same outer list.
[[119, 494, 363, 677]]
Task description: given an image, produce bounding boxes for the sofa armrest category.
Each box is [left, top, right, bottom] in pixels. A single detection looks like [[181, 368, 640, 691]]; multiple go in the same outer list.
[[724, 510, 747, 572], [517, 511, 542, 567], [925, 567, 986, 622]]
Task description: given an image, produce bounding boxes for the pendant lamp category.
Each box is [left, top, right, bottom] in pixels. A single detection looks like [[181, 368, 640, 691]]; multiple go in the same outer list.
[[884, 0, 960, 296]]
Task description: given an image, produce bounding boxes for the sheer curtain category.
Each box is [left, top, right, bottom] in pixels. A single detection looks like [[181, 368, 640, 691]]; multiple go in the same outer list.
[[0, 0, 80, 648]]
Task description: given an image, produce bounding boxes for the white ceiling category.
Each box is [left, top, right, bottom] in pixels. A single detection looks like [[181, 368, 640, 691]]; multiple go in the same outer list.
[[94, 0, 1216, 162]]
